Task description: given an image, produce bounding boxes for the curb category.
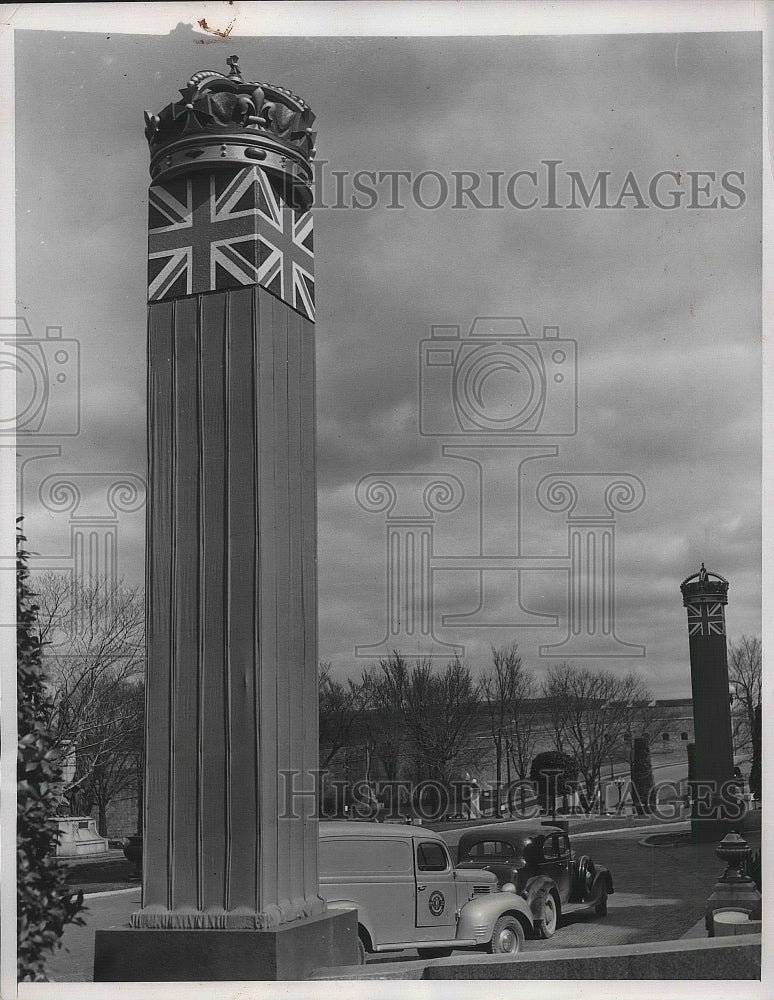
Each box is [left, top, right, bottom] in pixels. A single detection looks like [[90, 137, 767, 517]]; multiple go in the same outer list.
[[83, 886, 141, 899], [572, 821, 689, 840]]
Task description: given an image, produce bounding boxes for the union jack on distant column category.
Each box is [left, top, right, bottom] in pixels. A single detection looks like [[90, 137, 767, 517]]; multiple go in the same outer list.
[[147, 165, 315, 321], [685, 602, 726, 637]]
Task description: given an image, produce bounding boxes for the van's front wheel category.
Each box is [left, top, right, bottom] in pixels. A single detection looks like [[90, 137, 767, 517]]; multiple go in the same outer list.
[[486, 915, 526, 954], [356, 936, 366, 965]]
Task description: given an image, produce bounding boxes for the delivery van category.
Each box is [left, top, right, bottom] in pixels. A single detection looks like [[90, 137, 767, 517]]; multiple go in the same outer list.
[[319, 821, 534, 961]]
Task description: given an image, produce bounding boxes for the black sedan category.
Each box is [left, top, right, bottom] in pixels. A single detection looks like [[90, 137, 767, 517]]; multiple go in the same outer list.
[[454, 826, 613, 939]]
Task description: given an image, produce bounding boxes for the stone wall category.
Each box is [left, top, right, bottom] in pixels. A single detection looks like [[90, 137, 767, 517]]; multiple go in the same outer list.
[[312, 935, 761, 981]]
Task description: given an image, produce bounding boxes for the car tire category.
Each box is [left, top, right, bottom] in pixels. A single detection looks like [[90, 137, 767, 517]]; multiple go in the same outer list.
[[486, 915, 526, 955], [356, 935, 367, 965], [594, 889, 608, 917], [537, 891, 558, 939], [417, 947, 454, 959]]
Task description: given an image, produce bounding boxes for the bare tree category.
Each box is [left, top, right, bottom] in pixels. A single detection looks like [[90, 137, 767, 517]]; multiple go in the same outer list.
[[542, 663, 655, 799], [402, 655, 482, 784], [479, 644, 515, 788], [479, 643, 539, 787], [362, 653, 483, 785], [74, 677, 144, 836], [33, 573, 144, 835], [728, 635, 762, 760], [125, 680, 145, 836], [318, 662, 368, 771], [360, 652, 410, 782], [543, 664, 572, 754]]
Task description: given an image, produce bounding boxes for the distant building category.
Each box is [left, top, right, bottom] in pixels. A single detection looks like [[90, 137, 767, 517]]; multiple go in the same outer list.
[[321, 696, 700, 790]]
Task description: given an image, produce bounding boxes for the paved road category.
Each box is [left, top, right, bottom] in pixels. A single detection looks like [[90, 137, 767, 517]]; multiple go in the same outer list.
[[47, 822, 757, 982], [47, 888, 140, 983], [367, 824, 759, 966]]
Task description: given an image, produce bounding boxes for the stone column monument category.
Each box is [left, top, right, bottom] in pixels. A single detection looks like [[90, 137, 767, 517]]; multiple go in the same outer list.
[[94, 56, 357, 981], [680, 564, 739, 842]]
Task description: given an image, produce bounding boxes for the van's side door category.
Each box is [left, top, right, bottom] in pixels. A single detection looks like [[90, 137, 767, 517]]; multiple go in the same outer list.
[[319, 836, 415, 946], [414, 839, 457, 932]]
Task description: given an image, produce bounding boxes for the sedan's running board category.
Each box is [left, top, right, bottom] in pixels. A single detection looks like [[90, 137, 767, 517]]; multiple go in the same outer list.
[[561, 900, 599, 915], [374, 939, 477, 952]]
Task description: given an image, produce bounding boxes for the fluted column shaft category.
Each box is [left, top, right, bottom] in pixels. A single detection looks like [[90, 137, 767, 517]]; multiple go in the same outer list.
[[680, 569, 736, 838], [135, 182, 322, 930]]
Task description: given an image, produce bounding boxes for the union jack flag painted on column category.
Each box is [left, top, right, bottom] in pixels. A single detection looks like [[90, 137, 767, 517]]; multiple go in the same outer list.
[[147, 166, 315, 321], [685, 602, 726, 637]]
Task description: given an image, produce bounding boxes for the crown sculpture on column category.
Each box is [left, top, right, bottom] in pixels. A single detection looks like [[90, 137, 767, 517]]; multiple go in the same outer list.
[[144, 55, 317, 209], [680, 563, 730, 601]]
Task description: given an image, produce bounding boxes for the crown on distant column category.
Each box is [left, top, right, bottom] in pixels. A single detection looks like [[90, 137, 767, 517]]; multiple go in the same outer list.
[[680, 562, 730, 605], [144, 56, 317, 209]]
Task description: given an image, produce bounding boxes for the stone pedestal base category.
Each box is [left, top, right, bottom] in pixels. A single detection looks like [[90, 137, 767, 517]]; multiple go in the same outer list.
[[55, 817, 109, 857], [94, 909, 358, 982], [705, 884, 762, 936]]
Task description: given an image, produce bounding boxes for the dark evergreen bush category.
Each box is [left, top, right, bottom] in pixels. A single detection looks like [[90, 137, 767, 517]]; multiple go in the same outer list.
[[745, 848, 761, 892], [630, 736, 655, 816], [17, 522, 84, 981], [529, 750, 579, 813]]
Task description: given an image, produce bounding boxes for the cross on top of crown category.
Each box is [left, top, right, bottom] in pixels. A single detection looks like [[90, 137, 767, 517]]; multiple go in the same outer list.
[[226, 55, 242, 81]]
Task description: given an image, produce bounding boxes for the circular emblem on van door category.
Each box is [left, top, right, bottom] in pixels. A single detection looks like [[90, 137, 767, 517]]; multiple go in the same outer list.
[[428, 890, 445, 916]]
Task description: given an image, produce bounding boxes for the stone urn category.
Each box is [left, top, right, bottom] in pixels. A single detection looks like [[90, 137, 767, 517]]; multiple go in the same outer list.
[[122, 835, 143, 875]]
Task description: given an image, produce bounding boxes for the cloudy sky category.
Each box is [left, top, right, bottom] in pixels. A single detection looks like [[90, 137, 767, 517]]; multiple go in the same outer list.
[[13, 26, 761, 698]]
